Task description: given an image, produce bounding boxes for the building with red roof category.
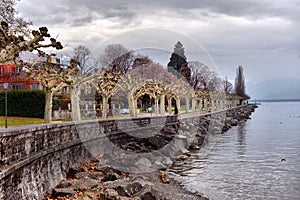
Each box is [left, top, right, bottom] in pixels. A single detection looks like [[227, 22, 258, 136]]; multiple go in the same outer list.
[[0, 63, 41, 90]]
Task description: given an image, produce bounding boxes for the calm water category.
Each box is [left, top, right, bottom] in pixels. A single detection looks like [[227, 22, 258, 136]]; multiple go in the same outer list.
[[170, 102, 300, 200]]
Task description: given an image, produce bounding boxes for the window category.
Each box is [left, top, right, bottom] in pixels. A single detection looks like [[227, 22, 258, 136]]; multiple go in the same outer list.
[[31, 84, 39, 90], [12, 85, 20, 90]]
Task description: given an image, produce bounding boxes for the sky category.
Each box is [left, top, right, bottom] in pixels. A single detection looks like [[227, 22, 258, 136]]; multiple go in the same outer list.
[[16, 0, 300, 99]]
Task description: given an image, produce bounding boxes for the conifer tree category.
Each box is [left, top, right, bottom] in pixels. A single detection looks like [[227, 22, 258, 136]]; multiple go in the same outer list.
[[234, 65, 246, 97], [167, 41, 191, 83]]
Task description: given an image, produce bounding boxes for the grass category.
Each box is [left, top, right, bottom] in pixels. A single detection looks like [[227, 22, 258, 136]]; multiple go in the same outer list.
[[0, 116, 44, 127]]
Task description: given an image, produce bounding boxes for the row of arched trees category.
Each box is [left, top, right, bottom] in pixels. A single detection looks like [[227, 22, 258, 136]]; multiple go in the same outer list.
[[87, 64, 249, 118]]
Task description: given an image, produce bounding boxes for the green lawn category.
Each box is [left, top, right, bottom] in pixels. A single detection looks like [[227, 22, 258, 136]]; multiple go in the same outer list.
[[0, 116, 44, 127]]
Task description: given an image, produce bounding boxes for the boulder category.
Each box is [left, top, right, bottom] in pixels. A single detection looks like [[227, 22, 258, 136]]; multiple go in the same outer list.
[[146, 136, 166, 150], [116, 181, 143, 196], [72, 178, 99, 190], [56, 180, 72, 188], [176, 154, 189, 161], [52, 188, 74, 197], [103, 173, 119, 182], [134, 184, 157, 200], [66, 166, 84, 179], [100, 188, 120, 200], [75, 172, 91, 179]]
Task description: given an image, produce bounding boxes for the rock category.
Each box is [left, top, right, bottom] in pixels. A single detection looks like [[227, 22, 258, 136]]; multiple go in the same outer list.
[[116, 181, 143, 196], [52, 188, 74, 197], [127, 182, 143, 195], [83, 191, 97, 199], [100, 188, 120, 200], [122, 141, 141, 151], [231, 119, 239, 126], [135, 157, 152, 172], [162, 157, 173, 166], [66, 166, 84, 179], [176, 154, 189, 161], [146, 136, 166, 150], [154, 160, 167, 170], [134, 184, 157, 200], [103, 173, 118, 182], [100, 166, 122, 176], [56, 180, 72, 188], [189, 144, 200, 150], [159, 171, 170, 184], [82, 196, 92, 200], [75, 171, 91, 179], [141, 192, 157, 200], [72, 178, 99, 190], [185, 152, 192, 157]]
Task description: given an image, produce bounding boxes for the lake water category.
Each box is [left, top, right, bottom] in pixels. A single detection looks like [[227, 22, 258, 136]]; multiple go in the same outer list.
[[170, 102, 300, 200]]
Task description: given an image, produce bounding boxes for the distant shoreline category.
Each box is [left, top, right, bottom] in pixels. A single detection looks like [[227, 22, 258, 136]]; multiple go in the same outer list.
[[249, 99, 300, 103]]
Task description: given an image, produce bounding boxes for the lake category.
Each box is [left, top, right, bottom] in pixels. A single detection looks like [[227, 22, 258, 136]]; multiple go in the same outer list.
[[170, 102, 300, 199]]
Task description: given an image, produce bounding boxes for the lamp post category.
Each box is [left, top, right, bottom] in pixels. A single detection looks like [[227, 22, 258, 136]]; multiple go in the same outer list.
[[3, 83, 8, 128]]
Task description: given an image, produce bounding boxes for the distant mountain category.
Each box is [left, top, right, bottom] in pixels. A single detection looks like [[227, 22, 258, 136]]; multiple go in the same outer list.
[[247, 78, 300, 100]]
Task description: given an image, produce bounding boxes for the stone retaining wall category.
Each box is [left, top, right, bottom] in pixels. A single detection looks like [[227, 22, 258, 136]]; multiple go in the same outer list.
[[0, 104, 257, 200]]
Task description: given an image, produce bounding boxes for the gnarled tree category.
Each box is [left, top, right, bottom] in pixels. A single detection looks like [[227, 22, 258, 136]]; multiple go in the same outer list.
[[97, 69, 121, 118], [21, 58, 66, 123], [0, 21, 63, 63]]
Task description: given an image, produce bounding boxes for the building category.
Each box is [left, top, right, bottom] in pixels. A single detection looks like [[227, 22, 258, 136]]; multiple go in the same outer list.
[[0, 63, 41, 90]]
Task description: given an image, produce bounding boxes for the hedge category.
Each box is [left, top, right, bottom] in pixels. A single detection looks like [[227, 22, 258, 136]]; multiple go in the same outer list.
[[0, 90, 45, 118]]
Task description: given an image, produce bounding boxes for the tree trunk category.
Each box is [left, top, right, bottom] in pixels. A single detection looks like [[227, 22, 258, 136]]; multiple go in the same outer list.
[[154, 97, 159, 115], [199, 99, 203, 113], [44, 89, 53, 123], [168, 97, 172, 114], [128, 93, 135, 117], [192, 98, 196, 112], [108, 98, 113, 116], [71, 85, 81, 121], [185, 97, 190, 113], [176, 97, 181, 116], [134, 98, 138, 116], [102, 96, 108, 118], [205, 99, 208, 111], [160, 94, 166, 116]]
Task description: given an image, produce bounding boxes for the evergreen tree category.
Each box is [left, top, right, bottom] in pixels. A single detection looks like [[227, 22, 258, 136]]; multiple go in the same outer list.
[[234, 65, 246, 97], [180, 62, 191, 83], [167, 41, 191, 83]]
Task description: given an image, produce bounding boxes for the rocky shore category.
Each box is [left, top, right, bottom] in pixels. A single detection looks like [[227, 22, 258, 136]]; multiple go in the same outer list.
[[44, 104, 257, 200], [44, 156, 207, 200], [189, 104, 258, 150]]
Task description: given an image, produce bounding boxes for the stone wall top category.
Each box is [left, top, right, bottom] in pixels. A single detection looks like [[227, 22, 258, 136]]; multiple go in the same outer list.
[[0, 115, 178, 168]]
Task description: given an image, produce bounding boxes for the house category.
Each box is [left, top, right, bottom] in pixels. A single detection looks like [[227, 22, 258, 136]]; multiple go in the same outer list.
[[0, 63, 41, 90]]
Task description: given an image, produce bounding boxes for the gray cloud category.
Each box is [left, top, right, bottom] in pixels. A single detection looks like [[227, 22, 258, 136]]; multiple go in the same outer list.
[[16, 0, 300, 99], [19, 0, 299, 26]]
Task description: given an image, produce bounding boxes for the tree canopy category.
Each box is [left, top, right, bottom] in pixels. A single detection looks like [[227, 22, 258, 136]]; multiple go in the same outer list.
[[99, 44, 134, 74], [167, 41, 191, 83]]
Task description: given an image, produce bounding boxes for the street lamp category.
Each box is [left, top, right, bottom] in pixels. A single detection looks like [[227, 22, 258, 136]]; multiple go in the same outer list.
[[3, 83, 8, 128]]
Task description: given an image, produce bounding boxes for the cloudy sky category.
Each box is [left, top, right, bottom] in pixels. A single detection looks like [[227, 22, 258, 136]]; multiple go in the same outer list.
[[16, 0, 300, 99]]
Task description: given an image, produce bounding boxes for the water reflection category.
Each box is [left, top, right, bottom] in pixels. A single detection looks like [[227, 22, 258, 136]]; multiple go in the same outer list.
[[236, 121, 247, 158]]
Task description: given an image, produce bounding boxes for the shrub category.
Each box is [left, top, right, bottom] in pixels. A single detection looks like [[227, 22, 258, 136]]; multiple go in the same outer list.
[[0, 90, 45, 118]]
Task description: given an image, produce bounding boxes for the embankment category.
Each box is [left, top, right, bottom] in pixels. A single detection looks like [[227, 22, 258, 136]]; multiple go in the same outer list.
[[0, 104, 257, 200]]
